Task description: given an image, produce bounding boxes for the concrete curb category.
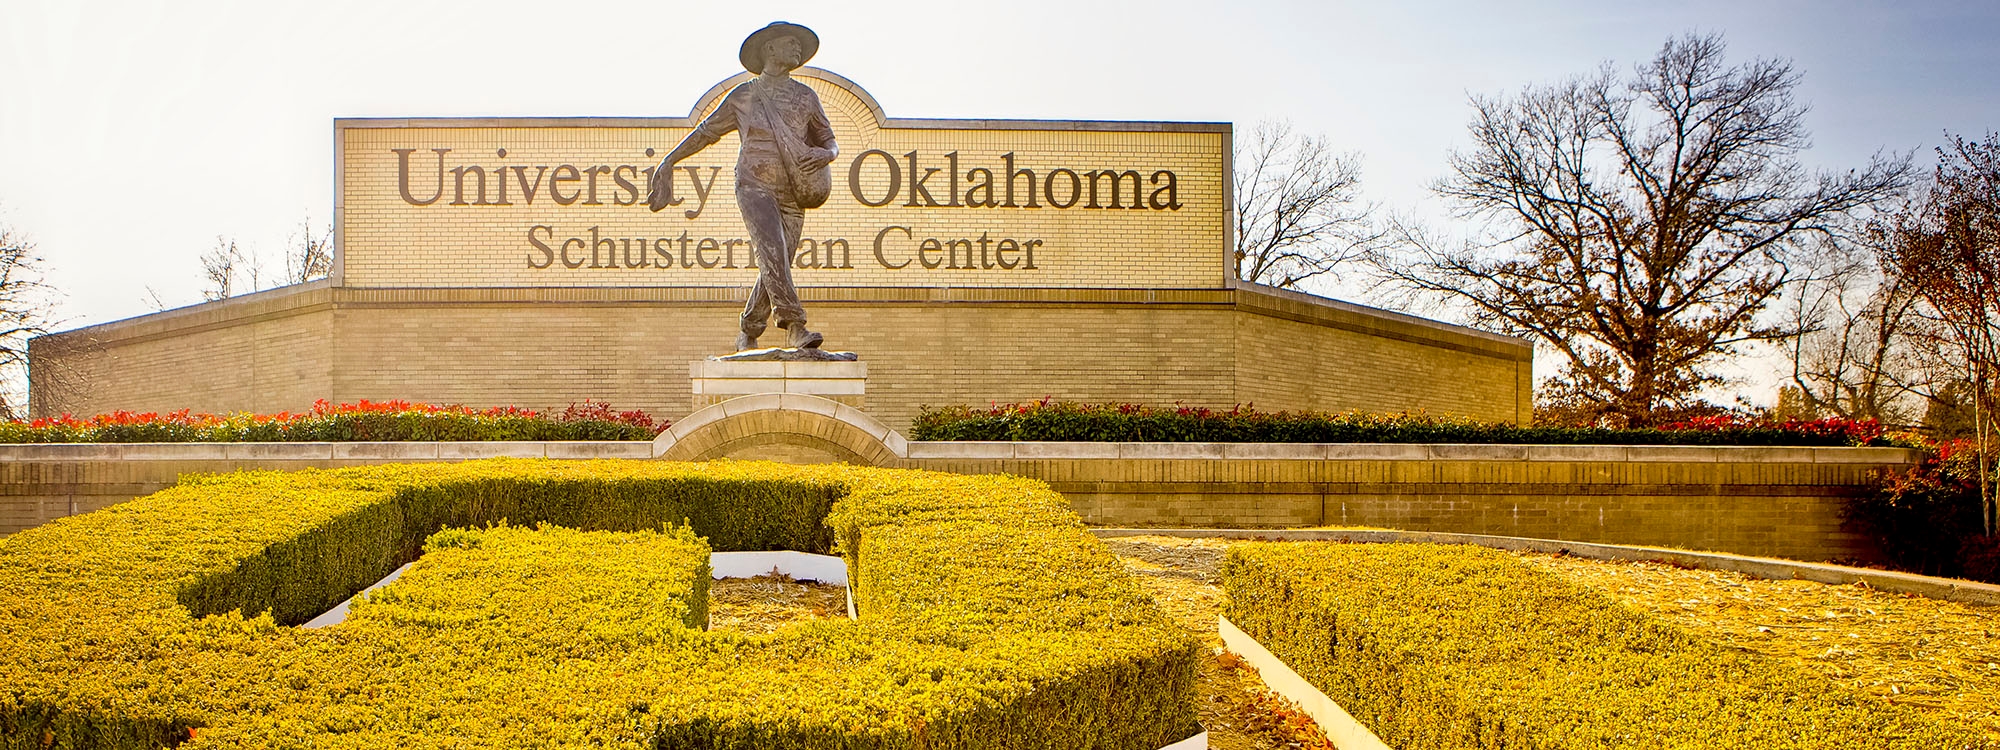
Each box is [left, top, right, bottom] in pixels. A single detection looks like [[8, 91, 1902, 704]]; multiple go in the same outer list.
[[1093, 527, 2000, 608], [1218, 616, 1389, 750]]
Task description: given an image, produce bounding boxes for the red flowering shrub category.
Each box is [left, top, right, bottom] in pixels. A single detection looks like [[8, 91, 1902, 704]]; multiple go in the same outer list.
[[1851, 439, 2000, 582], [910, 400, 1892, 446], [0, 400, 664, 443]]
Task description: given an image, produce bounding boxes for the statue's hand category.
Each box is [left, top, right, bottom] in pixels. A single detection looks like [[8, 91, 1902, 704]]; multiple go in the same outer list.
[[646, 161, 675, 212], [797, 148, 834, 171]]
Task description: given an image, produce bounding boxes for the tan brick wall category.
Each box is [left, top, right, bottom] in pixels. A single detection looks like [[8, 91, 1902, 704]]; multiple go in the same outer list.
[[910, 451, 1895, 562], [0, 444, 1903, 563], [31, 285, 1530, 430], [1235, 312, 1524, 422], [338, 69, 1229, 291], [31, 287, 334, 418]]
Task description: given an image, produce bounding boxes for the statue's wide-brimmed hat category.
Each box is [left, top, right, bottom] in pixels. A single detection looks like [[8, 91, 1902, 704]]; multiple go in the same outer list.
[[739, 22, 819, 73]]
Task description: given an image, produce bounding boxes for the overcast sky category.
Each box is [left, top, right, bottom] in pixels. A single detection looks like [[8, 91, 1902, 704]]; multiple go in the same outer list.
[[3, 0, 1997, 399]]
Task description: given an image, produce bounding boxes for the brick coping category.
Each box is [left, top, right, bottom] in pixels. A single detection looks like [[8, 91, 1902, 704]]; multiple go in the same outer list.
[[903, 441, 1916, 464], [0, 441, 650, 461], [1093, 528, 2000, 608], [0, 439, 1916, 466]]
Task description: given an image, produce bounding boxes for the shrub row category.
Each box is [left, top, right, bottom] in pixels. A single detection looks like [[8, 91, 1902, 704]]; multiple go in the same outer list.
[[1850, 441, 2000, 582], [911, 401, 1896, 446], [0, 399, 663, 443], [0, 460, 1198, 749], [1222, 542, 1991, 749]]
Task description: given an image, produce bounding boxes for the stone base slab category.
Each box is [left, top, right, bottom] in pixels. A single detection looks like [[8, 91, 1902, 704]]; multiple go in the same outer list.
[[690, 359, 867, 412]]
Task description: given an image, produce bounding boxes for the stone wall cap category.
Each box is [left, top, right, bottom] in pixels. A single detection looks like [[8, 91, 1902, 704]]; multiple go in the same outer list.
[[334, 442, 443, 460], [222, 443, 337, 461], [1015, 442, 1122, 459], [1116, 443, 1226, 460], [904, 442, 1016, 460], [0, 443, 129, 461]]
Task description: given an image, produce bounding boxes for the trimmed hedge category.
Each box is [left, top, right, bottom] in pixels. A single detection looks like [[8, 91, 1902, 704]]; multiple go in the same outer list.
[[0, 399, 662, 443], [1222, 542, 1993, 750], [357, 523, 713, 640], [0, 460, 1199, 748], [912, 401, 1896, 446]]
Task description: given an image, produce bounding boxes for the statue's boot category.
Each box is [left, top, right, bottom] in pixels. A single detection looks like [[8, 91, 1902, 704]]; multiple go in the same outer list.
[[785, 323, 824, 349], [736, 332, 759, 351]]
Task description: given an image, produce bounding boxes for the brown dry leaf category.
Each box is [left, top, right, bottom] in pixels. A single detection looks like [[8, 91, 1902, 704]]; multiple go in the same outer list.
[[1106, 535, 1333, 750]]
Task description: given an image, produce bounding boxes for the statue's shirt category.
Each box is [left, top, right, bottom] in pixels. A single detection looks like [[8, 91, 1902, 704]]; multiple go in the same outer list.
[[689, 77, 836, 193]]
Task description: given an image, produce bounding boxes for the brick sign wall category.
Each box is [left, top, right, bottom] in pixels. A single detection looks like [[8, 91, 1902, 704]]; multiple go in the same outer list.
[[336, 68, 1231, 290]]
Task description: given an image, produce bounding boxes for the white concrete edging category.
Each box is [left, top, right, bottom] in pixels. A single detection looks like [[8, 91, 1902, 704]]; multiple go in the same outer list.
[[301, 562, 412, 629], [1218, 616, 1389, 750]]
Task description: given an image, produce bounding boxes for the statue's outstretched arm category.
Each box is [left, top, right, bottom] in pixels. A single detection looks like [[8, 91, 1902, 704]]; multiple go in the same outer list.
[[649, 88, 742, 210], [658, 127, 721, 170]]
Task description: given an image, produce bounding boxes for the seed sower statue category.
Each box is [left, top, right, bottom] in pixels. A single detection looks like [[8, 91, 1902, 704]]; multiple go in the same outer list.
[[649, 21, 837, 351]]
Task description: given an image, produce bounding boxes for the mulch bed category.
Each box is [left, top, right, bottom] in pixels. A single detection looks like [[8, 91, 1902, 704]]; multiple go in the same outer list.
[[707, 571, 848, 635], [1523, 552, 2000, 740]]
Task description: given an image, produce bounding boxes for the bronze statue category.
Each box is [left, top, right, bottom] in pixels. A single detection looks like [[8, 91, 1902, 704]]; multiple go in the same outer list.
[[649, 22, 837, 351]]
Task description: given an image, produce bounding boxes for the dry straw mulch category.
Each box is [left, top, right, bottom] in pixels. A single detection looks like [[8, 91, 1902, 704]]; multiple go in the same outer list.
[[1524, 552, 2000, 740], [707, 571, 848, 635]]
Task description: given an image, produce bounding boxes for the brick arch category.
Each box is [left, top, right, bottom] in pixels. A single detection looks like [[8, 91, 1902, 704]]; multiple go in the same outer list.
[[653, 394, 906, 465], [687, 66, 887, 129]]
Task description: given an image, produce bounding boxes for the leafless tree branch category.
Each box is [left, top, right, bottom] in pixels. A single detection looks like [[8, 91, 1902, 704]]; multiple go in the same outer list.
[[1372, 33, 1913, 427], [1234, 121, 1384, 289]]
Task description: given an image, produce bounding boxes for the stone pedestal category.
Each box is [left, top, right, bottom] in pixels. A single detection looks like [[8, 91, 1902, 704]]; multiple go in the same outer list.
[[690, 359, 867, 412]]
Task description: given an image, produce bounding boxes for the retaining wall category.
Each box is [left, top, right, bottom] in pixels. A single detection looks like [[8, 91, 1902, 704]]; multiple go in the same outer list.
[[0, 396, 1918, 562], [0, 442, 648, 536], [898, 442, 1909, 562]]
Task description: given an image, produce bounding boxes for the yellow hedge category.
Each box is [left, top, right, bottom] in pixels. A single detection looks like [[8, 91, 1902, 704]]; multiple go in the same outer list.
[[0, 460, 1199, 749], [1222, 542, 1993, 750], [355, 523, 713, 641]]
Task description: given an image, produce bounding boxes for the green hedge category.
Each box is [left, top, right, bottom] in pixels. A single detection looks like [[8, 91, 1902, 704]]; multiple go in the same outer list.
[[912, 402, 1896, 446], [1222, 542, 1992, 750], [0, 460, 1199, 748]]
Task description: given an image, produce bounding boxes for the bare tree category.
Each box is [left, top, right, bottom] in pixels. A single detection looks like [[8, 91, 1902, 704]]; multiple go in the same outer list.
[[1775, 240, 1938, 427], [1234, 121, 1383, 289], [1881, 131, 2000, 534], [1375, 33, 1911, 426], [199, 218, 332, 302], [200, 237, 250, 301], [0, 223, 55, 420], [283, 216, 333, 285]]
